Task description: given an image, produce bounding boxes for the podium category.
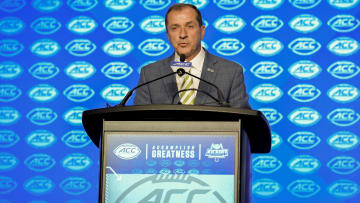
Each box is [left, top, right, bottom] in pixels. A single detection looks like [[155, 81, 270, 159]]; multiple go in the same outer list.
[[82, 105, 271, 203]]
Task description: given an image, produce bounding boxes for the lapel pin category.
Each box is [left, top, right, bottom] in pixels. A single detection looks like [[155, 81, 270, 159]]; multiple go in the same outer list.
[[207, 68, 214, 72]]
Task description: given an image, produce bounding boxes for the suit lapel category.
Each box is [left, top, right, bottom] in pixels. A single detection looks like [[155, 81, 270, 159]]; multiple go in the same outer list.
[[160, 55, 180, 104]]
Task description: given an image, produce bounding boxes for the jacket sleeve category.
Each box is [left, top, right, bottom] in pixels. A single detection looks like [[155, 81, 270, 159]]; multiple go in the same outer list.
[[228, 64, 251, 109], [133, 67, 152, 105]]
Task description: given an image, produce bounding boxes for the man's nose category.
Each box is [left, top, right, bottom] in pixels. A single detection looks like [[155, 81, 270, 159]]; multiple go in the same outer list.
[[179, 27, 188, 39]]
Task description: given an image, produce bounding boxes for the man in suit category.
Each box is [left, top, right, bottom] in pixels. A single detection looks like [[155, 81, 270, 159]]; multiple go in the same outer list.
[[134, 3, 250, 109]]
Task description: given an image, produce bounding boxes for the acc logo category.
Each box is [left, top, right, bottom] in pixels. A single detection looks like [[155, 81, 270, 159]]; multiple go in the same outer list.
[[103, 16, 134, 34], [287, 179, 320, 198], [253, 155, 282, 174], [252, 178, 281, 197], [105, 0, 134, 11], [62, 153, 92, 171], [327, 61, 359, 79], [103, 38, 133, 57], [251, 37, 283, 56], [259, 108, 282, 125], [67, 0, 98, 11], [288, 155, 321, 174], [24, 153, 56, 172], [102, 62, 133, 80], [288, 84, 321, 102], [60, 176, 91, 195], [0, 17, 25, 35], [289, 0, 321, 9], [29, 62, 59, 80], [28, 84, 58, 102], [31, 17, 61, 35], [0, 61, 22, 80], [288, 60, 322, 80], [178, 0, 208, 9], [327, 83, 359, 103], [271, 132, 282, 149], [327, 156, 360, 175], [212, 38, 245, 56], [65, 39, 96, 57], [289, 14, 321, 33], [24, 176, 54, 195], [251, 15, 283, 33], [32, 0, 62, 12], [213, 15, 246, 34], [0, 130, 19, 148], [63, 84, 95, 102], [327, 131, 359, 151], [26, 130, 56, 149], [140, 15, 165, 34], [62, 130, 91, 148], [288, 37, 321, 55], [140, 0, 170, 11], [101, 84, 130, 102], [67, 16, 97, 35], [251, 61, 283, 79], [65, 61, 96, 80], [0, 39, 23, 57], [288, 107, 321, 127], [213, 0, 246, 10], [327, 37, 359, 56], [0, 107, 20, 125], [0, 176, 17, 194], [0, 84, 21, 102], [114, 143, 141, 160], [328, 0, 360, 9], [250, 84, 283, 103], [63, 106, 86, 126], [0, 0, 26, 12], [31, 39, 60, 57], [328, 180, 359, 198], [252, 0, 284, 10], [138, 38, 169, 56], [328, 15, 360, 33], [27, 107, 57, 126], [288, 131, 321, 150], [0, 152, 18, 171], [327, 108, 359, 127]]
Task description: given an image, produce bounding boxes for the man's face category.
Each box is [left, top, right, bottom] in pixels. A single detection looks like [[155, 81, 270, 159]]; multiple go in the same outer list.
[[166, 7, 205, 61]]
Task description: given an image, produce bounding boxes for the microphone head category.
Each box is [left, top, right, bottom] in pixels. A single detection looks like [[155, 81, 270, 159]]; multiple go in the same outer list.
[[180, 54, 186, 62], [176, 68, 185, 76]]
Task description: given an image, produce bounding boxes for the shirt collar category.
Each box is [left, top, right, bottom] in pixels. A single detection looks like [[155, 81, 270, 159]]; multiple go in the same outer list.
[[174, 48, 205, 72]]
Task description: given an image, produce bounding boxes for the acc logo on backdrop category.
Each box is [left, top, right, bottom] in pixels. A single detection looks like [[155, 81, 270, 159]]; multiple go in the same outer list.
[[289, 0, 321, 9], [26, 130, 56, 149], [212, 38, 245, 56], [65, 61, 96, 80], [67, 0, 98, 11], [24, 153, 56, 172], [28, 84, 58, 102], [288, 131, 321, 150], [251, 15, 283, 33], [0, 84, 21, 102], [0, 17, 25, 35], [327, 108, 359, 127], [103, 17, 134, 34], [288, 37, 321, 55], [101, 84, 130, 102], [62, 153, 92, 172], [328, 15, 360, 32], [140, 15, 165, 34], [138, 38, 169, 56], [328, 0, 360, 9], [0, 107, 20, 125], [251, 61, 283, 79], [213, 15, 246, 34], [62, 130, 91, 148], [29, 62, 59, 80], [327, 83, 359, 103], [31, 17, 61, 35], [252, 0, 284, 10], [288, 60, 322, 80], [0, 0, 26, 12], [0, 176, 17, 194], [140, 0, 170, 11], [259, 108, 282, 125], [288, 107, 321, 127], [251, 37, 283, 56], [60, 176, 91, 195], [288, 155, 321, 174], [105, 0, 134, 11], [271, 132, 282, 149], [327, 131, 359, 151], [0, 152, 18, 171], [103, 38, 133, 57], [0, 61, 23, 80], [24, 176, 54, 195], [214, 0, 245, 10], [31, 39, 60, 57], [102, 62, 133, 80], [113, 143, 141, 160], [328, 180, 359, 198], [250, 84, 283, 103], [27, 107, 57, 125], [0, 39, 23, 57], [327, 156, 360, 175], [65, 39, 96, 56], [252, 178, 282, 197], [288, 84, 321, 102], [327, 37, 359, 56], [252, 155, 282, 174], [327, 61, 359, 79], [63, 106, 86, 126], [67, 16, 97, 35], [287, 179, 320, 198], [178, 0, 208, 9], [0, 130, 20, 148], [63, 84, 95, 102], [32, 0, 62, 12], [289, 14, 321, 33]]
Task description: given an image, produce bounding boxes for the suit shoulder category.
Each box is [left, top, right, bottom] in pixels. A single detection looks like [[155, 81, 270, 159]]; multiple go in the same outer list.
[[208, 52, 243, 70], [140, 57, 170, 73]]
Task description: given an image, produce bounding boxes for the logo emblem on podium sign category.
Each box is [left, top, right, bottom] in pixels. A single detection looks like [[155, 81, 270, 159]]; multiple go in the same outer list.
[[205, 143, 228, 162], [114, 143, 141, 160]]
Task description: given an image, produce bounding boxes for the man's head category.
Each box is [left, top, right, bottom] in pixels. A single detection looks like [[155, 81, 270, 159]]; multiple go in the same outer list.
[[165, 4, 205, 61]]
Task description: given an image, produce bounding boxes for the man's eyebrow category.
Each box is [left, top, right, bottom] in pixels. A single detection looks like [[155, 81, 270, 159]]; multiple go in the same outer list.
[[169, 21, 196, 26]]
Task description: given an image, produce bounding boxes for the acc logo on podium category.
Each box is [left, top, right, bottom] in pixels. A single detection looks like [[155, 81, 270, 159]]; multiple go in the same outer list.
[[252, 178, 282, 197], [327, 131, 359, 151], [0, 39, 23, 57], [24, 176, 54, 195], [26, 130, 56, 149], [288, 60, 322, 80], [27, 107, 57, 125], [287, 179, 320, 198], [24, 153, 56, 172], [102, 62, 133, 80], [288, 107, 321, 127], [328, 15, 360, 33], [0, 107, 20, 125], [0, 61, 23, 80], [259, 108, 282, 125], [288, 131, 321, 150], [29, 62, 60, 80], [327, 156, 360, 175], [327, 61, 359, 80], [67, 16, 97, 35], [60, 176, 91, 195], [103, 17, 134, 34], [0, 130, 19, 148], [67, 0, 98, 11], [65, 61, 96, 80], [31, 17, 61, 35], [213, 38, 245, 56], [328, 180, 359, 198], [213, 15, 246, 34], [250, 84, 283, 103], [0, 176, 17, 194], [253, 155, 282, 174], [327, 108, 359, 127], [62, 130, 91, 148], [251, 15, 283, 33], [0, 17, 25, 35], [0, 84, 21, 102], [114, 143, 141, 160]]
